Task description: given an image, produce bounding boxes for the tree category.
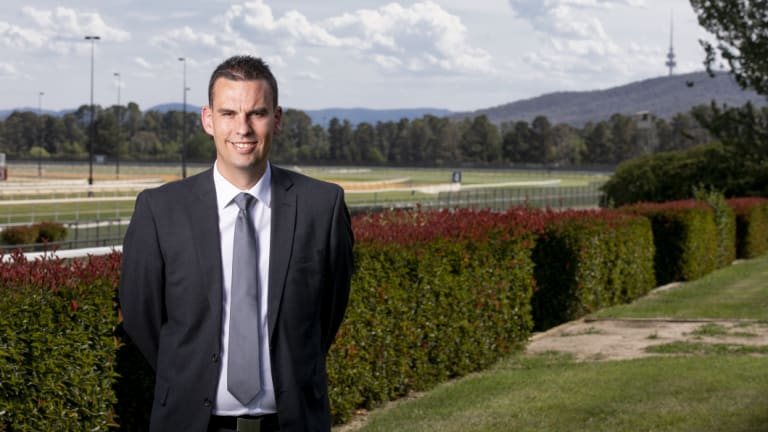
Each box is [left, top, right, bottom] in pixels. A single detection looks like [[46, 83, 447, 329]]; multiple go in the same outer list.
[[691, 0, 768, 96], [460, 115, 501, 163]]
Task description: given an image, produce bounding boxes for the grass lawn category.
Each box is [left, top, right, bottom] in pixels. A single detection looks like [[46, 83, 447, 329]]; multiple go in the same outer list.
[[337, 255, 768, 432], [592, 256, 768, 320]]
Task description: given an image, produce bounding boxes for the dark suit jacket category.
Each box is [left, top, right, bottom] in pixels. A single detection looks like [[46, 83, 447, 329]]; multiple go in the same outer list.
[[119, 165, 354, 432]]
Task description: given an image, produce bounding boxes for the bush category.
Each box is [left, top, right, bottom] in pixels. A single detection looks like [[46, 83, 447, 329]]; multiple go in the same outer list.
[[0, 221, 68, 247], [1, 225, 37, 246], [327, 208, 541, 423], [694, 188, 736, 268], [531, 210, 656, 330], [621, 200, 719, 285], [0, 251, 122, 431], [727, 197, 768, 258], [33, 221, 68, 243], [602, 143, 757, 206]]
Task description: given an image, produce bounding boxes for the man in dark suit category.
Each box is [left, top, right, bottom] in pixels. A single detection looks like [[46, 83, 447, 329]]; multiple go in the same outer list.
[[119, 55, 354, 432]]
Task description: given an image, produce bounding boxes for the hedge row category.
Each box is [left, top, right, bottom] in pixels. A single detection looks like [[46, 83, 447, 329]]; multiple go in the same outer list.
[[531, 211, 656, 330], [621, 200, 730, 285], [1, 198, 767, 429], [727, 198, 768, 258], [0, 221, 68, 246], [328, 209, 541, 421], [0, 251, 121, 431]]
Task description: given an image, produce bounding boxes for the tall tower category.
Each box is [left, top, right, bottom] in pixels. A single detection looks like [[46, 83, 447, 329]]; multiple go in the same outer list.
[[665, 13, 676, 76]]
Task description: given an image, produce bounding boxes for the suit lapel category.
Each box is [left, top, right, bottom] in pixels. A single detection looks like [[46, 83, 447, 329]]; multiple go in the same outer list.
[[267, 165, 296, 342], [186, 169, 224, 320]]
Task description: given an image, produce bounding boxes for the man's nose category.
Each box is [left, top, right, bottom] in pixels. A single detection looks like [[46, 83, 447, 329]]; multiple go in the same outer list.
[[235, 114, 253, 135]]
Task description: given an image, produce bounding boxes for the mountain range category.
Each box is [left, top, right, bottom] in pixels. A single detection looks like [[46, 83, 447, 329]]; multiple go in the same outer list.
[[2, 71, 765, 127], [454, 71, 767, 127]]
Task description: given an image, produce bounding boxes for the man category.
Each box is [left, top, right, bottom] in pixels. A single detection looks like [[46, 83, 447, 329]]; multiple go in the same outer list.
[[119, 55, 354, 432]]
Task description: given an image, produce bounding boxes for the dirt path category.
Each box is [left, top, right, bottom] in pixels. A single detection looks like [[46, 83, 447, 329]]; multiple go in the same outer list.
[[526, 317, 768, 361]]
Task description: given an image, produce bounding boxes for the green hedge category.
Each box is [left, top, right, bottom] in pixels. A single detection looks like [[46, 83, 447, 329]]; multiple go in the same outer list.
[[0, 252, 121, 431], [727, 198, 768, 258], [531, 210, 656, 330], [621, 200, 719, 285], [1, 221, 68, 247], [328, 209, 539, 423], [0, 200, 765, 429]]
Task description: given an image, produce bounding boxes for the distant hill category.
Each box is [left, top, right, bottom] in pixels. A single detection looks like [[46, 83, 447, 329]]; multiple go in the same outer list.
[[453, 71, 768, 127], [148, 105, 453, 127], [3, 72, 765, 126], [301, 107, 455, 127]]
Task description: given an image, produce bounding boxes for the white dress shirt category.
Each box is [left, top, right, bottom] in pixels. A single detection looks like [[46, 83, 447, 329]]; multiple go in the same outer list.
[[212, 161, 277, 415]]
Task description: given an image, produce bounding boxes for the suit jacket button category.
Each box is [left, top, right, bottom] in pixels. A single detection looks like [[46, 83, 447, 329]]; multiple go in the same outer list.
[[203, 398, 212, 407], [212, 353, 219, 362]]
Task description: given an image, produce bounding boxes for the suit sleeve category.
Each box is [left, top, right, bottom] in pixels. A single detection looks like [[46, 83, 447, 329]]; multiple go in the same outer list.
[[322, 186, 354, 354], [119, 190, 166, 370]]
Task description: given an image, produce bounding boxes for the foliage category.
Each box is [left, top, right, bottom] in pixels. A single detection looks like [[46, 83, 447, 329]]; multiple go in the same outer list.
[[691, 0, 768, 97], [0, 225, 37, 246], [328, 208, 542, 422], [0, 221, 68, 247], [621, 200, 719, 285], [601, 140, 766, 206], [693, 187, 736, 268], [0, 251, 122, 431], [727, 197, 768, 258], [0, 102, 715, 167], [531, 210, 656, 330]]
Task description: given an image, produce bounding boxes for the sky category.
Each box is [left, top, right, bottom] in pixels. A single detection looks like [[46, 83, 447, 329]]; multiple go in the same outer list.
[[0, 0, 716, 113]]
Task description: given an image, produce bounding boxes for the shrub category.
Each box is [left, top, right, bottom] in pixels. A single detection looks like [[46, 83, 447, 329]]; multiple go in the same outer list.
[[327, 208, 541, 423], [0, 251, 122, 431], [531, 210, 656, 330], [693, 188, 736, 268], [602, 143, 755, 206], [727, 197, 768, 258], [621, 200, 719, 285], [0, 225, 37, 246], [0, 221, 68, 247], [33, 221, 68, 243]]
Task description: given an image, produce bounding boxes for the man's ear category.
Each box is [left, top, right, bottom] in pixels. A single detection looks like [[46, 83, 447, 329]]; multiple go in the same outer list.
[[201, 105, 214, 136]]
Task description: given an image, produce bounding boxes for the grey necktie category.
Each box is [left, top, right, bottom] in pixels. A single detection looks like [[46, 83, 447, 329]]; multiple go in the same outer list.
[[228, 192, 261, 404]]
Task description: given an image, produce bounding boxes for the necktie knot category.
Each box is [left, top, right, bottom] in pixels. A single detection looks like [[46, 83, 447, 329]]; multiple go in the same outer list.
[[234, 192, 255, 213]]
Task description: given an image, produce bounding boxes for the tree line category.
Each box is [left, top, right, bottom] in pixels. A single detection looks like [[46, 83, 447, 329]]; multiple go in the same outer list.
[[0, 102, 720, 167]]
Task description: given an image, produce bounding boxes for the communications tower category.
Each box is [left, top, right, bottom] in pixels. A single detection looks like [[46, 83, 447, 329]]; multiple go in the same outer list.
[[665, 13, 676, 76]]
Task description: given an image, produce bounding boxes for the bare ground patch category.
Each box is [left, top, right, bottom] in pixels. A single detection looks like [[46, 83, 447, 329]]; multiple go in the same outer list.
[[526, 318, 768, 361]]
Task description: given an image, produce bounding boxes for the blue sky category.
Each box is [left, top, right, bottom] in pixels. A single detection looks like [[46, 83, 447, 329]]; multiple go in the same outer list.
[[0, 0, 714, 112]]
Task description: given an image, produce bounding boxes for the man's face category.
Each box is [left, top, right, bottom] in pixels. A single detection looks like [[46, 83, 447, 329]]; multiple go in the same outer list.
[[202, 78, 281, 185]]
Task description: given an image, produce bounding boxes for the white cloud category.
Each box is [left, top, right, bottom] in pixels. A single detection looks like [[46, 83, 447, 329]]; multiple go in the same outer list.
[[0, 7, 130, 57], [21, 6, 131, 42], [156, 1, 494, 77], [0, 62, 18, 77], [134, 57, 154, 70], [507, 0, 654, 83]]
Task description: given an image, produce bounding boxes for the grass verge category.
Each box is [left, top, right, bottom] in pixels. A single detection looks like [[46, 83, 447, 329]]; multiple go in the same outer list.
[[336, 255, 768, 432]]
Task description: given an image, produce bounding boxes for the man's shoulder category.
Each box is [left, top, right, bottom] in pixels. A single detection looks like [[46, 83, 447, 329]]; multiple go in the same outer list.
[[272, 165, 342, 194], [139, 168, 213, 201]]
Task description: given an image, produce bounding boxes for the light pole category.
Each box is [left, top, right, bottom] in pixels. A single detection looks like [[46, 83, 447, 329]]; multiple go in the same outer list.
[[85, 35, 100, 187], [114, 72, 121, 179], [178, 57, 188, 178], [37, 91, 44, 177]]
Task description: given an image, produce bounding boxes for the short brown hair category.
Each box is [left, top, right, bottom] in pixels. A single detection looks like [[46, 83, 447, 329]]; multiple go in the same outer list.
[[207, 55, 279, 108]]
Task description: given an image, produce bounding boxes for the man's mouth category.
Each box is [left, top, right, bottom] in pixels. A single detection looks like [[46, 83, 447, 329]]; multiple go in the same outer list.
[[230, 141, 257, 151]]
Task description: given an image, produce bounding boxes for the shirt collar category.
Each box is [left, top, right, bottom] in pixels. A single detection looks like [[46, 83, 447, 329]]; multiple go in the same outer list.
[[213, 161, 272, 210]]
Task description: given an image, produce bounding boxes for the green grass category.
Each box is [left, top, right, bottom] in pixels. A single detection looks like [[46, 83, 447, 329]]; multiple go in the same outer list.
[[336, 255, 768, 432], [351, 354, 768, 432], [592, 255, 768, 320], [0, 200, 135, 225]]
